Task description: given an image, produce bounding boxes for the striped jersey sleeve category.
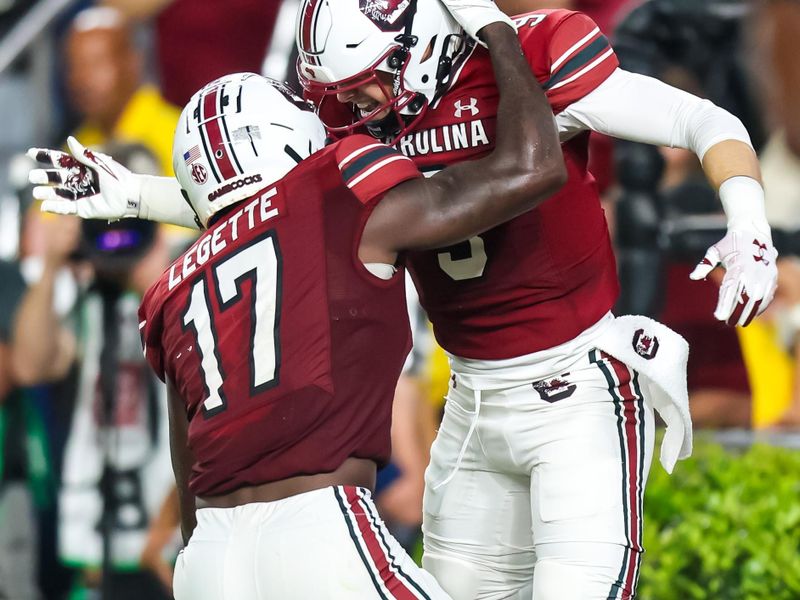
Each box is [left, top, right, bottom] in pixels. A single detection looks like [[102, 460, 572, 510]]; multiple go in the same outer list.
[[333, 134, 422, 204], [536, 11, 619, 113]]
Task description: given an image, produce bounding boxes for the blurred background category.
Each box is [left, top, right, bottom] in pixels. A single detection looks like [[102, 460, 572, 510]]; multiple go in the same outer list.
[[0, 0, 798, 598]]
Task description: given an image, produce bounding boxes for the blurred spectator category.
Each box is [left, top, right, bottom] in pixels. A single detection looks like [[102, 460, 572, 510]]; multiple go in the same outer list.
[[0, 258, 45, 600], [103, 0, 281, 107], [754, 0, 800, 156], [738, 132, 800, 428], [14, 145, 175, 598], [59, 219, 174, 599], [608, 0, 771, 428], [739, 257, 800, 428], [744, 2, 800, 429], [65, 6, 180, 176]]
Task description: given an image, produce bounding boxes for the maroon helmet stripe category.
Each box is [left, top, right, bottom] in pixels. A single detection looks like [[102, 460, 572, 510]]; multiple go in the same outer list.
[[301, 0, 316, 53], [202, 88, 237, 180]]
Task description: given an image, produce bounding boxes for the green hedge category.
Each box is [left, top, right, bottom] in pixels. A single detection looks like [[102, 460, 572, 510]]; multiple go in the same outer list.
[[639, 437, 800, 599]]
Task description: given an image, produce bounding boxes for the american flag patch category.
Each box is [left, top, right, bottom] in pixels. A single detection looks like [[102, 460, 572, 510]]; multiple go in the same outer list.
[[183, 146, 201, 164]]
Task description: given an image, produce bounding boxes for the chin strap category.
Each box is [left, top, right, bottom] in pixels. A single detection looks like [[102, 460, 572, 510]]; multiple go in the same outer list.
[[388, 0, 428, 115], [364, 110, 402, 142], [432, 33, 474, 106]]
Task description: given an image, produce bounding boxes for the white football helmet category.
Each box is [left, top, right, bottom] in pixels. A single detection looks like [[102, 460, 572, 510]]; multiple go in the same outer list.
[[173, 73, 327, 227], [296, 0, 473, 142]]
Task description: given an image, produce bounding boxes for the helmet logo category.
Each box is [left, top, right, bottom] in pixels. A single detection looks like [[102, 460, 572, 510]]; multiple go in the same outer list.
[[191, 163, 208, 184], [359, 0, 412, 32], [454, 97, 479, 118]]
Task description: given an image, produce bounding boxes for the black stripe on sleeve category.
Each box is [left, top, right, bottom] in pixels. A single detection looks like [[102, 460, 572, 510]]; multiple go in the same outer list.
[[341, 146, 399, 184], [543, 35, 610, 91]]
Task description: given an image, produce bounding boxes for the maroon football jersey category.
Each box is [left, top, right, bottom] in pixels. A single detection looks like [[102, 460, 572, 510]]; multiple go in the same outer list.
[[139, 135, 420, 496], [401, 10, 620, 359]]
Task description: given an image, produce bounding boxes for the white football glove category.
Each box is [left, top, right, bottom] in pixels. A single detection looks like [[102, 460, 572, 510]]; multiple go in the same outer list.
[[689, 228, 778, 327], [29, 136, 142, 220], [29, 136, 200, 229], [438, 0, 516, 46]]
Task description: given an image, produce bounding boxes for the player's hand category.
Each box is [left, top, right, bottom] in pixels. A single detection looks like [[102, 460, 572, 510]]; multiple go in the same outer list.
[[438, 0, 516, 46], [689, 228, 778, 327], [28, 136, 142, 221]]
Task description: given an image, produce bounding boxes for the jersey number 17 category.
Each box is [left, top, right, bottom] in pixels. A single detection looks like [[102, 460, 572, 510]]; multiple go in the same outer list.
[[181, 232, 282, 417]]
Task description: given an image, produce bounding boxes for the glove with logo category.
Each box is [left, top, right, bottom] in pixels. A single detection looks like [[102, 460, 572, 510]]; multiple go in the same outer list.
[[438, 0, 516, 46], [29, 136, 199, 229], [689, 179, 778, 327]]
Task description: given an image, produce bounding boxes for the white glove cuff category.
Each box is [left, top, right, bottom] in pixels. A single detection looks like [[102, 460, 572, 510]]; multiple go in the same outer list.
[[445, 2, 516, 47], [719, 176, 771, 238], [137, 174, 202, 230]]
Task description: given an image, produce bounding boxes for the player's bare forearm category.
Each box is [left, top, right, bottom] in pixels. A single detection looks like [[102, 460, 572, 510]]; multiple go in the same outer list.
[[701, 139, 762, 191], [167, 378, 197, 545], [364, 22, 565, 252], [478, 23, 562, 179], [11, 267, 75, 384]]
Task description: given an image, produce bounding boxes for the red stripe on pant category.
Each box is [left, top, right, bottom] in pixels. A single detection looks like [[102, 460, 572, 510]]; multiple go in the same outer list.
[[344, 487, 417, 600], [607, 356, 643, 599]]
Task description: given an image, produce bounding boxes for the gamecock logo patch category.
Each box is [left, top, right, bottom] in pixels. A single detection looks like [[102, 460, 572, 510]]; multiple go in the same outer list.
[[359, 0, 412, 31], [632, 329, 659, 360], [532, 374, 576, 403]]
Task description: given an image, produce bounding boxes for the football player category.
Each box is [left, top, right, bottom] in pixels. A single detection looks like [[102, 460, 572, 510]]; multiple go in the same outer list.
[[29, 18, 565, 599], [293, 0, 780, 598]]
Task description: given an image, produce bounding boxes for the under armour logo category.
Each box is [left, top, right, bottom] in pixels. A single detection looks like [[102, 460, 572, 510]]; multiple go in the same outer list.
[[632, 329, 659, 360], [454, 97, 479, 118], [753, 239, 771, 266]]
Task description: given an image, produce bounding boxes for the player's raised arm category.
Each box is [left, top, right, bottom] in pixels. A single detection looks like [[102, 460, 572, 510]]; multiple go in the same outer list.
[[361, 18, 566, 254], [29, 137, 201, 230]]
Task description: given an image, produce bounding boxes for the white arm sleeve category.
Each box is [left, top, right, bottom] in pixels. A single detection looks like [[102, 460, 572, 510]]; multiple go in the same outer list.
[[556, 67, 753, 161], [137, 175, 202, 230]]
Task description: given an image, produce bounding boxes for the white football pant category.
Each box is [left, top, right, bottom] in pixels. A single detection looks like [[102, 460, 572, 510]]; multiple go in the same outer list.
[[422, 349, 655, 600], [174, 485, 451, 599]]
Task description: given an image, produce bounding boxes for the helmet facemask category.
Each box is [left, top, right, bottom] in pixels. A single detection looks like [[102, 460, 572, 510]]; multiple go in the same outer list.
[[301, 44, 428, 143], [296, 0, 473, 144]]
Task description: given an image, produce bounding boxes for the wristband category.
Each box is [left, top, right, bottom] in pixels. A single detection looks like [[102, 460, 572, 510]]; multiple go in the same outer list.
[[718, 176, 771, 237]]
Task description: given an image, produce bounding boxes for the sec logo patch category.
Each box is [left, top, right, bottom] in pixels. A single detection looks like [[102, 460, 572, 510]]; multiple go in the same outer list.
[[191, 163, 208, 184]]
